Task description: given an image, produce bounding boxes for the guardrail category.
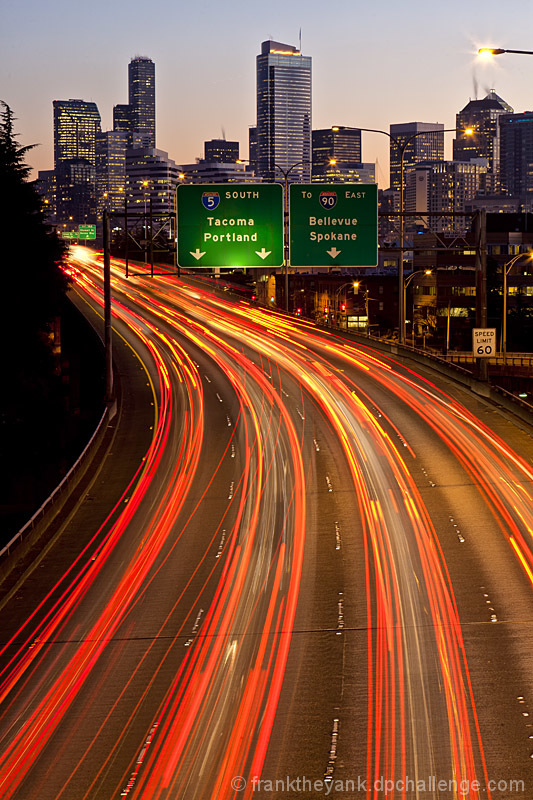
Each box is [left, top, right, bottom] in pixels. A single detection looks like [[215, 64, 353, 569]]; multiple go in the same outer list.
[[236, 297, 533, 425], [0, 400, 115, 562], [360, 333, 533, 425], [443, 352, 533, 367]]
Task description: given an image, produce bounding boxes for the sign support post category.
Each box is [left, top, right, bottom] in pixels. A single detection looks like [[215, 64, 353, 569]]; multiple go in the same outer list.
[[103, 209, 113, 402]]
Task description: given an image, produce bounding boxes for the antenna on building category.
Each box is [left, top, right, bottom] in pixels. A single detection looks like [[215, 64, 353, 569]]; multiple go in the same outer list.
[[472, 70, 479, 100], [299, 28, 302, 51], [221, 126, 226, 141]]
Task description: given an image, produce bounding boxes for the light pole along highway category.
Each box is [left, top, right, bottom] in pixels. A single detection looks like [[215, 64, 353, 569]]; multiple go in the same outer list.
[[332, 125, 475, 344], [501, 251, 533, 361], [403, 269, 432, 345], [232, 159, 310, 312], [274, 161, 311, 312], [333, 280, 358, 329]]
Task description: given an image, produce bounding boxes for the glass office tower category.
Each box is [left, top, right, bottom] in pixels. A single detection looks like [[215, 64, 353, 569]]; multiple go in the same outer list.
[[53, 99, 101, 225], [95, 130, 129, 220], [312, 127, 361, 169], [128, 56, 156, 148], [499, 111, 533, 196], [389, 122, 444, 194], [204, 139, 239, 163], [256, 40, 312, 183], [53, 99, 101, 168]]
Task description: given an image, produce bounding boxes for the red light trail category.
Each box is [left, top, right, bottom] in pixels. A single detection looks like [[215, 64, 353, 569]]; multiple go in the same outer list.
[[0, 250, 532, 798]]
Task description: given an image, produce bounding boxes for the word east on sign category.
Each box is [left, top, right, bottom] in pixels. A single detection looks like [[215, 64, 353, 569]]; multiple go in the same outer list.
[[289, 183, 378, 268], [176, 183, 283, 268]]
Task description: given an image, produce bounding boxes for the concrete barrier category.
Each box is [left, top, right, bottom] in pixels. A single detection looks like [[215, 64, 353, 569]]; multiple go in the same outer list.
[[0, 399, 116, 563], [347, 332, 533, 429]]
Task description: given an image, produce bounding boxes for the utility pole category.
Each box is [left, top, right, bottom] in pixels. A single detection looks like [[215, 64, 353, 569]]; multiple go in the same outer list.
[[103, 209, 113, 402], [474, 208, 488, 381], [124, 194, 129, 279], [149, 197, 154, 278]]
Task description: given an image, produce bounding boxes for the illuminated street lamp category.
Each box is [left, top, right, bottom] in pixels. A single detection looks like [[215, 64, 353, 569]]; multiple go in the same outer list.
[[334, 281, 358, 329], [502, 252, 533, 361], [332, 126, 474, 344], [352, 280, 369, 334], [337, 279, 370, 333], [479, 47, 533, 57]]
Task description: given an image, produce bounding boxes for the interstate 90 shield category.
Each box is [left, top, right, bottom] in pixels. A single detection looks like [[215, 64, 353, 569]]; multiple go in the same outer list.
[[319, 191, 337, 210]]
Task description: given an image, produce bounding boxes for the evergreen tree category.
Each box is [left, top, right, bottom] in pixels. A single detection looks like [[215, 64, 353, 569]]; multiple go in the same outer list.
[[0, 102, 70, 536], [0, 102, 68, 338]]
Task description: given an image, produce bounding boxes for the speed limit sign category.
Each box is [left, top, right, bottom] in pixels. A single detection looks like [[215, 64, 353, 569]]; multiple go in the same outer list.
[[472, 328, 496, 357]]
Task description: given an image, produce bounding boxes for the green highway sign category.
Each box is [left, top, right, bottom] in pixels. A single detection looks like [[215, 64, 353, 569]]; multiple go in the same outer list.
[[289, 183, 378, 267], [61, 231, 77, 240], [177, 183, 284, 268], [78, 224, 96, 240]]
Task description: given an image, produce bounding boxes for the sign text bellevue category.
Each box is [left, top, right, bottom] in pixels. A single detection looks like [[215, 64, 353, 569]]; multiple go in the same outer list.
[[289, 183, 378, 267]]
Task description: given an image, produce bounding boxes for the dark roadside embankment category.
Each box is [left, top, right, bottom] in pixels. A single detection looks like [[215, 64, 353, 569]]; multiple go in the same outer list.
[[0, 297, 105, 547]]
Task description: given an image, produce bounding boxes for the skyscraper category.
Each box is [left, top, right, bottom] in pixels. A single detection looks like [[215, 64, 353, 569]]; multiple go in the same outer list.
[[53, 99, 101, 225], [406, 160, 487, 232], [113, 104, 133, 134], [499, 111, 533, 196], [125, 147, 180, 241], [128, 56, 156, 147], [113, 56, 156, 148], [453, 91, 512, 192], [36, 170, 56, 225], [256, 40, 312, 183], [56, 160, 96, 227], [389, 122, 444, 194], [53, 99, 101, 168], [311, 127, 374, 183], [204, 139, 239, 162], [248, 126, 258, 173], [95, 130, 129, 221], [312, 127, 362, 170]]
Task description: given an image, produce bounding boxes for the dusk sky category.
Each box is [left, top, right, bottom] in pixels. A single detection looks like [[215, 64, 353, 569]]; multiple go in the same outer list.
[[3, 0, 532, 187]]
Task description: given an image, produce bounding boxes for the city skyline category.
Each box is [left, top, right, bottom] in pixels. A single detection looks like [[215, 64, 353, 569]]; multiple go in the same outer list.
[[3, 0, 533, 187]]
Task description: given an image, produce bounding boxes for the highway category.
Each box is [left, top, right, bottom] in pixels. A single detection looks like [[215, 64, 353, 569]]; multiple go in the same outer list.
[[0, 248, 532, 799]]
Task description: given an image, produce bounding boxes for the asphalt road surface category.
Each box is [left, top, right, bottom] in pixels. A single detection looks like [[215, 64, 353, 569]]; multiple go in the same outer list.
[[0, 249, 532, 800]]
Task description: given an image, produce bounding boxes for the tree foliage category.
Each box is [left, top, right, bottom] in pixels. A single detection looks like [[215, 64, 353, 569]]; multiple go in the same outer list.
[[0, 102, 69, 338], [0, 103, 71, 535]]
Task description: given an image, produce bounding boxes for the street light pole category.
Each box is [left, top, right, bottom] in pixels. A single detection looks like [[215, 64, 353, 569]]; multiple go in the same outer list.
[[142, 180, 150, 267], [149, 197, 154, 278], [103, 208, 113, 403], [501, 252, 533, 361], [334, 281, 357, 329], [332, 125, 472, 345], [274, 161, 310, 313], [124, 191, 129, 279], [474, 209, 488, 381], [403, 269, 432, 345]]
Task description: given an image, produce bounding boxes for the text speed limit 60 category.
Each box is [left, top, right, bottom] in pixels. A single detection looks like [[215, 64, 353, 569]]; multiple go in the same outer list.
[[472, 328, 496, 358]]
